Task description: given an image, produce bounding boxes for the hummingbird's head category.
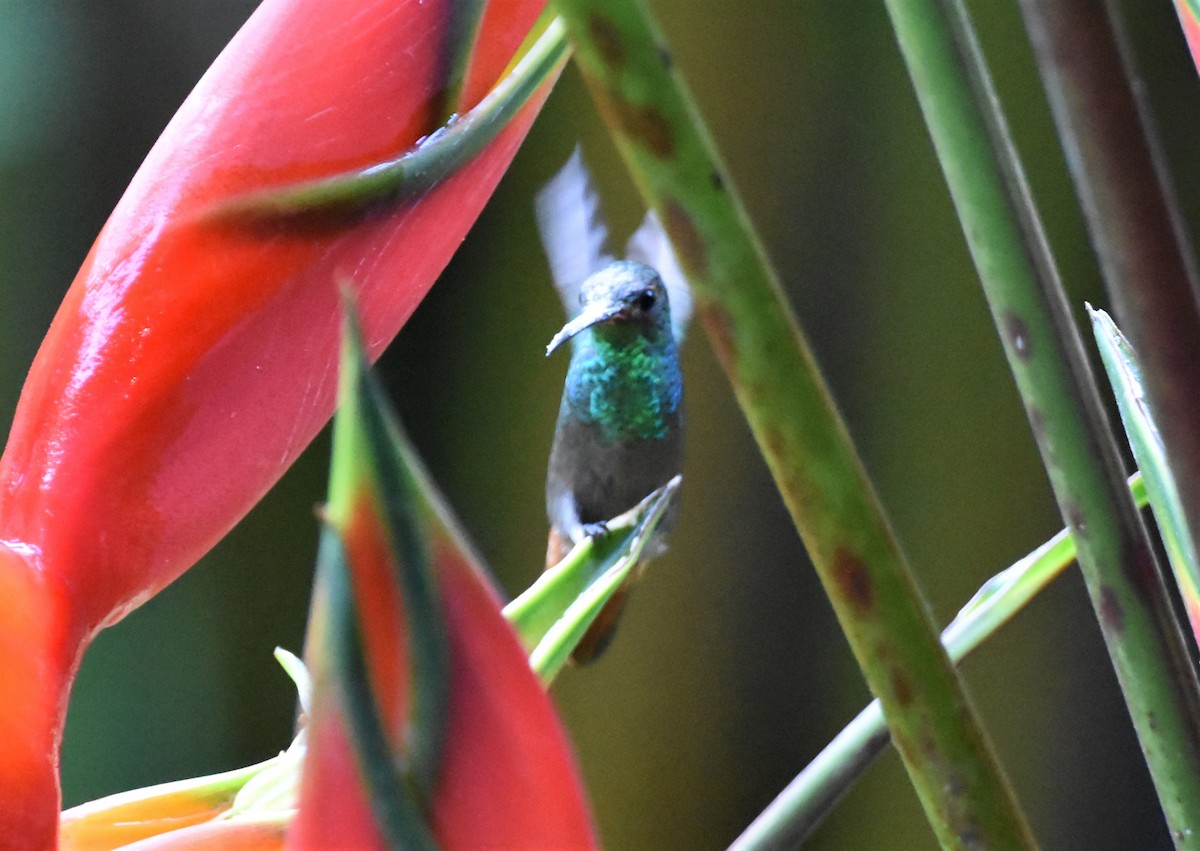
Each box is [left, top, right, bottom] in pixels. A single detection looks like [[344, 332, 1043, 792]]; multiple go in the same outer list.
[[546, 261, 672, 356]]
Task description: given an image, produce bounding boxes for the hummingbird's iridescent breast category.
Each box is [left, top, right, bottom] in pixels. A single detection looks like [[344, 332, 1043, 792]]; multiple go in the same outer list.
[[565, 329, 682, 444]]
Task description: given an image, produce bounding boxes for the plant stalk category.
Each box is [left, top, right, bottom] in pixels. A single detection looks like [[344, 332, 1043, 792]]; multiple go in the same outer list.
[[552, 1, 1035, 846], [884, 0, 1200, 844], [1017, 0, 1200, 648]]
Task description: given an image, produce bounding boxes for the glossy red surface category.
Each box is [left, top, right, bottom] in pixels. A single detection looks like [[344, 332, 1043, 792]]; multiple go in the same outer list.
[[429, 540, 599, 849], [0, 0, 549, 844], [1179, 1, 1200, 71], [0, 0, 545, 637]]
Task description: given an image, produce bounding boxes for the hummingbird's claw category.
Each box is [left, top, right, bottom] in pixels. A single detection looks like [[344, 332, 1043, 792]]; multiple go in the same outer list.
[[581, 521, 609, 539]]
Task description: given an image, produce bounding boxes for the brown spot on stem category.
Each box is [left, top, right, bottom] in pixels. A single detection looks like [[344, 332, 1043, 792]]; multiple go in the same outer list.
[[944, 770, 967, 797], [611, 98, 675, 159], [698, 303, 736, 373], [588, 14, 626, 66], [1065, 502, 1087, 538], [711, 170, 726, 191], [891, 729, 916, 763], [959, 826, 984, 849], [890, 670, 914, 707], [763, 424, 787, 464], [1123, 540, 1160, 601], [833, 549, 873, 612], [1098, 585, 1125, 633], [657, 44, 673, 69], [1003, 310, 1032, 361], [662, 199, 707, 276], [918, 732, 939, 762]]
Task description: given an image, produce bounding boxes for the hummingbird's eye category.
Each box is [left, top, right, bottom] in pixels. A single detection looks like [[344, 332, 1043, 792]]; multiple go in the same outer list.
[[636, 289, 656, 312]]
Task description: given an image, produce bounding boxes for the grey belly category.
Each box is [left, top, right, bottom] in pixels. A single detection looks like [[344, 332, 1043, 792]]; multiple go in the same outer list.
[[546, 412, 683, 536]]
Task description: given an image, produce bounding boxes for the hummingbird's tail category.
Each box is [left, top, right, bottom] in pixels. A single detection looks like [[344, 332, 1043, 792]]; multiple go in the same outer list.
[[568, 587, 630, 664]]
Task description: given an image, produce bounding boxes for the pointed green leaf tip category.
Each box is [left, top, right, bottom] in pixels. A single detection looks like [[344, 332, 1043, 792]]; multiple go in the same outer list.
[[335, 293, 451, 796], [295, 293, 598, 850], [297, 295, 452, 849], [1090, 306, 1200, 640]]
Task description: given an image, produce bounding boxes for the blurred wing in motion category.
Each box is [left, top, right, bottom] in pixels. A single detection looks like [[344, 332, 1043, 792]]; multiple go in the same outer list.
[[535, 146, 613, 316]]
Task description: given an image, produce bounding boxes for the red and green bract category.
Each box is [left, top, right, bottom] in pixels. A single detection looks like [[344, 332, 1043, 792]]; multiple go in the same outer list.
[[289, 330, 598, 847], [0, 0, 557, 845], [1176, 0, 1200, 70]]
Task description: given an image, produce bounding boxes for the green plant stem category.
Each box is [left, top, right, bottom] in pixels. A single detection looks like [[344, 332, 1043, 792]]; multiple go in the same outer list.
[[1017, 0, 1200, 645], [552, 1, 1033, 846], [733, 474, 1149, 849], [884, 0, 1200, 843], [211, 14, 568, 219], [730, 534, 1069, 851]]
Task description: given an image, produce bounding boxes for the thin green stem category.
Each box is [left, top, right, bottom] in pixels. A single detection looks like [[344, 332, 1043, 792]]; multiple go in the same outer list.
[[1017, 0, 1200, 643], [551, 1, 1033, 846], [884, 0, 1200, 843], [209, 13, 568, 219], [732, 475, 1148, 849]]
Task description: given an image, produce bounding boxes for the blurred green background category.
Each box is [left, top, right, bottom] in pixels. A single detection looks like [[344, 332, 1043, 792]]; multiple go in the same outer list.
[[2, 1, 1199, 848]]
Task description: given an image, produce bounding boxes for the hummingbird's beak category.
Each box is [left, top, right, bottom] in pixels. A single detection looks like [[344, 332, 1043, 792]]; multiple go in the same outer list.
[[545, 301, 625, 356]]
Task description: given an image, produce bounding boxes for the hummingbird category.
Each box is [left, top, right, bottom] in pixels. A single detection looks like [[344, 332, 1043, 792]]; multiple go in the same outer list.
[[537, 148, 691, 663]]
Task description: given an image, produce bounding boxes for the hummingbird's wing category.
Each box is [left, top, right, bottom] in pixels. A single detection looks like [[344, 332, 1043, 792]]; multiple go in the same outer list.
[[626, 210, 693, 342], [535, 146, 613, 317]]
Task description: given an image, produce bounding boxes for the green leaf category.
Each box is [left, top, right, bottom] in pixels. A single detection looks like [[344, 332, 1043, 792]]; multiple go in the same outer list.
[[1091, 306, 1200, 633], [503, 477, 681, 683], [295, 298, 456, 849]]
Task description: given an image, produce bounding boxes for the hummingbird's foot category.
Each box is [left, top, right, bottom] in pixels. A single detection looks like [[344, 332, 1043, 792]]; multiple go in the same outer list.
[[581, 521, 609, 539]]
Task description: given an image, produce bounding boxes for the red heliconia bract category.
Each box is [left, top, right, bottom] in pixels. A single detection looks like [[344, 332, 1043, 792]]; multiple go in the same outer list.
[[288, 326, 598, 849], [0, 0, 550, 844], [1177, 1, 1200, 71], [288, 533, 600, 849], [428, 540, 599, 848]]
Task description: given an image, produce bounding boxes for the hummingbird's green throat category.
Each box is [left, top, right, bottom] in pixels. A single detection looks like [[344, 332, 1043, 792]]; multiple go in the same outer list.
[[564, 326, 682, 444]]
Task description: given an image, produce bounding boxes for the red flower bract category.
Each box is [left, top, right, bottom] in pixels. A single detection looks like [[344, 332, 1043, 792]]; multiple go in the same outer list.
[[286, 313, 597, 849], [0, 0, 546, 635], [1177, 1, 1200, 71], [0, 0, 548, 844], [429, 541, 598, 848]]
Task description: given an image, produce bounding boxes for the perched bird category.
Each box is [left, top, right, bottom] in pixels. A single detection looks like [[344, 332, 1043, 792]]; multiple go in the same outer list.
[[537, 148, 691, 662]]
